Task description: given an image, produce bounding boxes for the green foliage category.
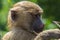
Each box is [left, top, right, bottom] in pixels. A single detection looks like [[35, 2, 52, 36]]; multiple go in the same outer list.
[[0, 30, 7, 37], [37, 0, 60, 21], [43, 19, 58, 30], [28, 0, 37, 3], [0, 0, 3, 10]]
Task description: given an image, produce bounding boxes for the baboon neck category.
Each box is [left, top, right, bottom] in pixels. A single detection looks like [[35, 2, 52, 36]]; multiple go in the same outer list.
[[10, 27, 36, 40], [12, 27, 37, 36]]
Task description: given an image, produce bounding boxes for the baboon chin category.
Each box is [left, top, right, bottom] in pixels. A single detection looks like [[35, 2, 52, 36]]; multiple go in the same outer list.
[[2, 1, 44, 40]]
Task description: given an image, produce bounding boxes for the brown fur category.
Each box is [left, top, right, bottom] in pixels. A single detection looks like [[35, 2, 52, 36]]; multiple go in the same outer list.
[[2, 1, 43, 40], [34, 29, 60, 40]]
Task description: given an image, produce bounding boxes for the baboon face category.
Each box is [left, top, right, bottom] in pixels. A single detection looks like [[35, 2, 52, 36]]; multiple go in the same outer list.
[[8, 1, 44, 33]]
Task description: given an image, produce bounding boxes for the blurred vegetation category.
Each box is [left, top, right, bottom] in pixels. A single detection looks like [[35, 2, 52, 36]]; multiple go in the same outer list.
[[0, 0, 60, 37]]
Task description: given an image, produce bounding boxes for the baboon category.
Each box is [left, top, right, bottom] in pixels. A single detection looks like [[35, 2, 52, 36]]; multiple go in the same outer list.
[[2, 1, 44, 40]]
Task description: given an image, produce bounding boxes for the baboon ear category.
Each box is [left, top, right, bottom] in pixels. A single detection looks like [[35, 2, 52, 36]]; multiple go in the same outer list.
[[11, 10, 17, 21]]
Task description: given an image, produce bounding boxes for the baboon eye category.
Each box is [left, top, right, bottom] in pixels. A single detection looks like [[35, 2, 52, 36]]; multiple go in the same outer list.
[[11, 10, 17, 21], [35, 13, 40, 17]]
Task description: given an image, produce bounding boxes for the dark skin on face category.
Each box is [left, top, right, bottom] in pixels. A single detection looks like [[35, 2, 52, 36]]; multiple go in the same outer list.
[[32, 14, 44, 33]]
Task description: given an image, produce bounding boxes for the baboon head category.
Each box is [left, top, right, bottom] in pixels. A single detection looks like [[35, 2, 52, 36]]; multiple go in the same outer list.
[[8, 1, 44, 33]]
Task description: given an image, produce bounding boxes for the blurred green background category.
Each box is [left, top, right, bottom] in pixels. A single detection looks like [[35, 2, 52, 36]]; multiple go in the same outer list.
[[0, 0, 60, 38]]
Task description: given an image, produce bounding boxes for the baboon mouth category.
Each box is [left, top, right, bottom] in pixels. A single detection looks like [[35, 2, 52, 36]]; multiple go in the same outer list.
[[32, 24, 44, 33]]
